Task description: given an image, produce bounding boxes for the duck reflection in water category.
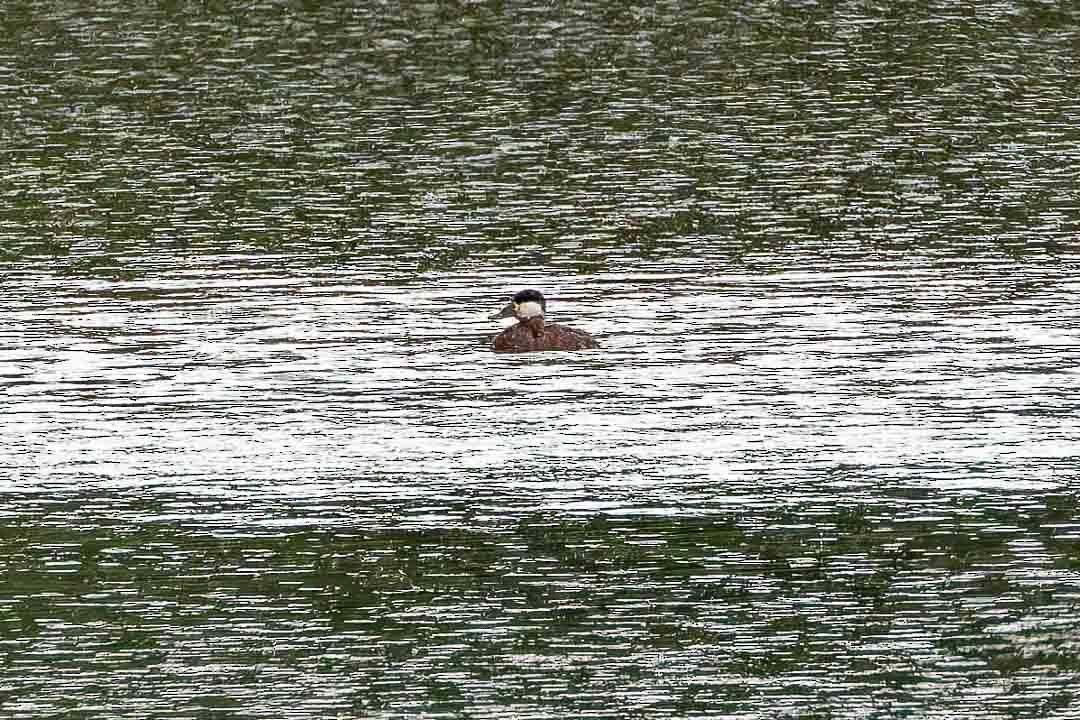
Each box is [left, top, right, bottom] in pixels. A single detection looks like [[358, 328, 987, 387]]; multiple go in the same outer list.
[[490, 289, 599, 353]]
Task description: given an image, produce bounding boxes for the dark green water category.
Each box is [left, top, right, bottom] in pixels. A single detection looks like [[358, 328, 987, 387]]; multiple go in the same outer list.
[[2, 2, 1080, 718]]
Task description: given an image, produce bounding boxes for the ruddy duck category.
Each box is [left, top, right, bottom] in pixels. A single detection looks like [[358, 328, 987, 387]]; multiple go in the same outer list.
[[490, 289, 599, 353]]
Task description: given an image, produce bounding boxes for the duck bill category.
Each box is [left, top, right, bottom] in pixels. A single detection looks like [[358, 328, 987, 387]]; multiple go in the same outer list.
[[490, 302, 516, 320]]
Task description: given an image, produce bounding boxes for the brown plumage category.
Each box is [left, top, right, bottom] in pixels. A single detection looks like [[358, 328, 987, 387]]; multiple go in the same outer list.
[[490, 289, 599, 353]]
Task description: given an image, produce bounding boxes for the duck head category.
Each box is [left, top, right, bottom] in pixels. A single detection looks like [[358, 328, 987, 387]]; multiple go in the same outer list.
[[490, 289, 546, 322]]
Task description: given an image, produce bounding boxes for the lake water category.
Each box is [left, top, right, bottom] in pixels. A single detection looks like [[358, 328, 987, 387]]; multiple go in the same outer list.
[[3, 2, 1080, 718]]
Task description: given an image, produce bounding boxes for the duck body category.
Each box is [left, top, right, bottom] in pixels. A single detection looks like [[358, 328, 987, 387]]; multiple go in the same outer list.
[[491, 317, 600, 353], [489, 289, 599, 353]]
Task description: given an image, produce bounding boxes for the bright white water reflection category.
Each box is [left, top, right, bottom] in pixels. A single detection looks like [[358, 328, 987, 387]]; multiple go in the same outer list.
[[6, 255, 1078, 505]]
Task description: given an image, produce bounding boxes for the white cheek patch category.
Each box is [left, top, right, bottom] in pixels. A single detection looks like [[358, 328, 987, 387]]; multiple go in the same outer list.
[[516, 301, 543, 319]]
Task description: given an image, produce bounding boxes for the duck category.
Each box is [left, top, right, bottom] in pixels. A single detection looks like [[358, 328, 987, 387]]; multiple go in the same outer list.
[[490, 289, 600, 353]]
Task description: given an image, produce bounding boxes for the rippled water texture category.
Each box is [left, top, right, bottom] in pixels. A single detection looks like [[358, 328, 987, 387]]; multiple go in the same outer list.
[[3, 2, 1080, 718]]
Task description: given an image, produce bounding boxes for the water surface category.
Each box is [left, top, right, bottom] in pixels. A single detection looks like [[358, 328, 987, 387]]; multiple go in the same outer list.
[[3, 2, 1080, 718]]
